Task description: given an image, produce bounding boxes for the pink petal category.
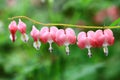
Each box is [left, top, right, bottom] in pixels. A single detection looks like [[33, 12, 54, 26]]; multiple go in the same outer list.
[[9, 20, 17, 35], [87, 31, 96, 47], [30, 25, 40, 41], [40, 31, 49, 43], [65, 28, 76, 44], [40, 27, 49, 34], [55, 29, 66, 46], [94, 30, 105, 47], [40, 27, 49, 43], [8, 20, 18, 42], [104, 29, 114, 45], [77, 32, 87, 49], [18, 19, 26, 34], [50, 26, 58, 41]]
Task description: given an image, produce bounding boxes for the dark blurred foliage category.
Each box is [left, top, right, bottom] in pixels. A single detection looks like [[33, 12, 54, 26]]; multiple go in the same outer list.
[[0, 0, 120, 80]]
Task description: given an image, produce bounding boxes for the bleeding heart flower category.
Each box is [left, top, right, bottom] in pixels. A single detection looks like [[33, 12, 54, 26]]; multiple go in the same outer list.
[[94, 30, 105, 47], [30, 25, 41, 50], [94, 9, 106, 24], [40, 26, 58, 53], [102, 29, 114, 56], [8, 20, 18, 42], [18, 19, 29, 42], [94, 29, 114, 56], [77, 31, 95, 58], [55, 28, 76, 55], [107, 6, 119, 21]]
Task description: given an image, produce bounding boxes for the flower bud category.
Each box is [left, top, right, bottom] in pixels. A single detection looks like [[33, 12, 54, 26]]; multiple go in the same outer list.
[[77, 31, 95, 58], [18, 19, 29, 42], [94, 29, 114, 56], [8, 20, 18, 42], [30, 25, 41, 50], [56, 28, 76, 55], [40, 26, 58, 53]]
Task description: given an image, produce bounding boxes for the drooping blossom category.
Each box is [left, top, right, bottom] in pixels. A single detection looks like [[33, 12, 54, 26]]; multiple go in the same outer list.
[[77, 31, 95, 58], [94, 30, 105, 47], [40, 26, 58, 53], [30, 25, 41, 50], [55, 28, 76, 55], [94, 6, 119, 24], [94, 9, 106, 24], [94, 29, 114, 56], [8, 20, 18, 42], [107, 6, 119, 21], [18, 19, 29, 42]]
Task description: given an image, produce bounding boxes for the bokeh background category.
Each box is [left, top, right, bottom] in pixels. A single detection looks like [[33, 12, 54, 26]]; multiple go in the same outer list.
[[0, 0, 120, 80]]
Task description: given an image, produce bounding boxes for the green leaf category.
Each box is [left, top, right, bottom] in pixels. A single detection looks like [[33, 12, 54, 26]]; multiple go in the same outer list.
[[110, 18, 120, 26]]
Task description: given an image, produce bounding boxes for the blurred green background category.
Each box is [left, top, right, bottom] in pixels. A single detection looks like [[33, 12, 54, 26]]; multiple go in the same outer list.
[[0, 0, 120, 80]]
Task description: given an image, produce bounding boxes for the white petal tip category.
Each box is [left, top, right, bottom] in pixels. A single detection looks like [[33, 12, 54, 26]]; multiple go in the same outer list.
[[65, 44, 70, 55], [103, 46, 108, 56], [49, 48, 53, 53], [88, 53, 92, 58], [21, 34, 29, 42], [87, 48, 92, 58], [66, 51, 70, 55], [33, 41, 41, 50], [9, 34, 17, 42], [48, 41, 53, 53]]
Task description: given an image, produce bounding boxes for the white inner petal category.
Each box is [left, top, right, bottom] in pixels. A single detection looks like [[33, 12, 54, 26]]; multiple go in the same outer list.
[[10, 34, 17, 42], [86, 45, 92, 58], [64, 42, 70, 55], [21, 33, 29, 42], [103, 42, 109, 56], [48, 41, 53, 53], [33, 40, 41, 50], [87, 47, 92, 58]]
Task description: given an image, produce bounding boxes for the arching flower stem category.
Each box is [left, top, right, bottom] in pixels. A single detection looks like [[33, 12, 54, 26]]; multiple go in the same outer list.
[[8, 16, 120, 29]]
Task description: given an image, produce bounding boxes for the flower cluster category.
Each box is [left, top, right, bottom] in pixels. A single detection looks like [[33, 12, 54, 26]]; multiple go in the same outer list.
[[9, 19, 29, 42], [8, 20, 114, 57], [30, 26, 76, 55], [77, 29, 114, 57]]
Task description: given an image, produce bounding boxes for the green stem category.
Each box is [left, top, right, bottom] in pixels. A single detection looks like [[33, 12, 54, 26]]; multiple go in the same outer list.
[[8, 16, 120, 29]]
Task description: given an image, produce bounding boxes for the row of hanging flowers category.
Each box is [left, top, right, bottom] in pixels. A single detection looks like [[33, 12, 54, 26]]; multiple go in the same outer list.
[[8, 16, 115, 58]]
